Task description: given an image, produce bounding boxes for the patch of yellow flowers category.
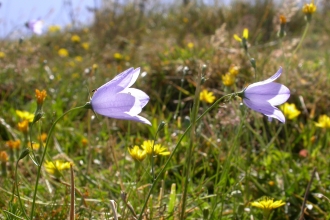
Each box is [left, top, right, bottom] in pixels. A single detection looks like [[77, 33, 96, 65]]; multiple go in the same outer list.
[[128, 140, 170, 162]]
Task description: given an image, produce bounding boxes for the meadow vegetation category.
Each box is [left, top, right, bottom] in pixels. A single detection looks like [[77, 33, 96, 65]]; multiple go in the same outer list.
[[0, 0, 330, 219]]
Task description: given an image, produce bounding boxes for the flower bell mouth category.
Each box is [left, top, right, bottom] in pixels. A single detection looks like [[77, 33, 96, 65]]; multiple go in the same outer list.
[[89, 67, 151, 125], [240, 67, 290, 123]]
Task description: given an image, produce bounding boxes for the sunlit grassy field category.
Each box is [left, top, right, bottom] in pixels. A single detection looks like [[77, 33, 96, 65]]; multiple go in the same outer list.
[[1, 1, 330, 219]]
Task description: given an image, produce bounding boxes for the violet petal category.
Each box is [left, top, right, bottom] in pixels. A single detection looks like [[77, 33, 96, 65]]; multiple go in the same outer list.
[[244, 82, 290, 106], [243, 99, 286, 123]]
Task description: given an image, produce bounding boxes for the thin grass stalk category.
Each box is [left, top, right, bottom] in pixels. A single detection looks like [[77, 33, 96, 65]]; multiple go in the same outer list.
[[137, 93, 234, 220], [69, 163, 75, 220], [292, 22, 310, 56], [30, 104, 88, 219], [209, 111, 247, 219], [14, 159, 29, 219], [173, 67, 188, 120], [179, 68, 202, 220], [299, 167, 316, 220]]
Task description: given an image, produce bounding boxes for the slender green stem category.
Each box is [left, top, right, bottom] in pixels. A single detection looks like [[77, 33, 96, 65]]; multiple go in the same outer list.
[[151, 123, 163, 182], [210, 110, 247, 219], [30, 104, 88, 219], [15, 160, 29, 219], [138, 93, 233, 220], [69, 164, 75, 220], [174, 69, 187, 120], [292, 22, 310, 56], [179, 70, 202, 220]]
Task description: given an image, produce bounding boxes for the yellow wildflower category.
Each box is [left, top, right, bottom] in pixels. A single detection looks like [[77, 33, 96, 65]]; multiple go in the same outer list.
[[81, 138, 88, 146], [0, 51, 6, 58], [71, 34, 81, 43], [128, 146, 147, 162], [81, 42, 89, 50], [66, 61, 75, 67], [6, 140, 21, 150], [92, 64, 98, 71], [229, 65, 239, 76], [141, 140, 170, 156], [38, 133, 48, 142], [74, 56, 83, 62], [18, 120, 29, 133], [251, 197, 285, 210], [35, 89, 47, 105], [187, 42, 194, 49], [44, 160, 71, 177], [30, 143, 40, 150], [279, 15, 287, 24], [222, 73, 235, 86], [278, 15, 287, 37], [48, 25, 61, 33], [315, 115, 330, 129], [58, 48, 69, 57], [268, 181, 275, 186], [280, 103, 301, 120], [183, 17, 189, 23], [199, 89, 216, 104], [0, 151, 8, 162], [113, 53, 123, 60], [16, 110, 34, 122], [302, 2, 317, 15], [233, 28, 248, 42]]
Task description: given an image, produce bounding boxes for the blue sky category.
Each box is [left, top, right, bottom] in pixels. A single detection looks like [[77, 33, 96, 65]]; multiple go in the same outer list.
[[0, 0, 233, 39], [0, 0, 99, 38]]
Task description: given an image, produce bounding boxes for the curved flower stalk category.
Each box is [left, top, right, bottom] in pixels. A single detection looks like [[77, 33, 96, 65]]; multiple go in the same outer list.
[[238, 67, 290, 123], [90, 67, 151, 125], [31, 68, 150, 218]]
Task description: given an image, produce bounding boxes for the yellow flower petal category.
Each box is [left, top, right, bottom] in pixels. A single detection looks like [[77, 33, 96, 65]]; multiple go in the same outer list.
[[233, 34, 242, 42], [200, 89, 216, 104], [243, 28, 249, 39]]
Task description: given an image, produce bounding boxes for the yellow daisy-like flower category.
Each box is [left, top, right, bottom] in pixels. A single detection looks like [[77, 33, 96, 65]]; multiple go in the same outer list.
[[81, 138, 88, 146], [44, 160, 71, 177], [199, 89, 216, 104], [92, 64, 98, 70], [141, 140, 170, 156], [280, 103, 301, 120], [233, 28, 248, 42], [128, 146, 147, 162], [74, 56, 83, 62], [187, 42, 194, 49], [279, 15, 287, 24], [222, 73, 235, 86], [48, 25, 61, 33], [0, 51, 6, 58], [35, 89, 47, 105], [251, 197, 285, 210], [6, 140, 21, 150], [81, 42, 89, 50], [0, 151, 9, 162], [302, 2, 317, 15], [71, 34, 81, 43], [38, 133, 48, 142], [18, 120, 29, 133], [315, 115, 330, 129], [30, 143, 41, 150], [16, 110, 34, 122], [113, 52, 123, 60], [58, 48, 69, 57], [229, 65, 239, 76]]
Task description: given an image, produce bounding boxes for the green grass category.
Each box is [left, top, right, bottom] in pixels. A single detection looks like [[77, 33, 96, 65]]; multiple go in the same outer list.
[[1, 1, 330, 219]]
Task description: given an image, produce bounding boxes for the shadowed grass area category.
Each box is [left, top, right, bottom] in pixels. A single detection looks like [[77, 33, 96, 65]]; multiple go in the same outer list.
[[0, 1, 330, 219]]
